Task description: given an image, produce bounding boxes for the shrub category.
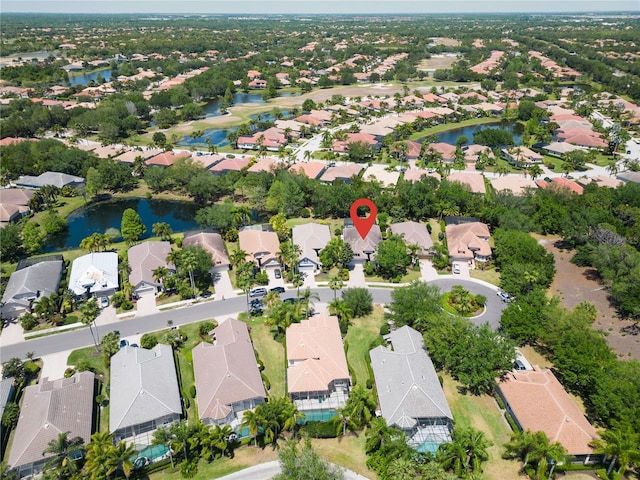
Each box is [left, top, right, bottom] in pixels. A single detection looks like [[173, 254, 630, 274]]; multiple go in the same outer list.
[[366, 379, 373, 389], [121, 300, 134, 310], [180, 460, 198, 479], [261, 372, 271, 391], [363, 261, 376, 276], [475, 294, 487, 306], [342, 287, 373, 318], [198, 320, 216, 336], [110, 292, 125, 308], [140, 333, 158, 350], [254, 271, 269, 285], [300, 208, 311, 218], [20, 313, 38, 331], [64, 367, 76, 378], [303, 420, 339, 438], [24, 361, 40, 377], [76, 360, 93, 372], [379, 323, 390, 335], [189, 385, 196, 398]]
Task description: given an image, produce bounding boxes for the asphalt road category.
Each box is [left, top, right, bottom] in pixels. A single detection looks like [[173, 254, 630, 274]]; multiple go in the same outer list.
[[216, 460, 372, 480], [0, 279, 504, 361]]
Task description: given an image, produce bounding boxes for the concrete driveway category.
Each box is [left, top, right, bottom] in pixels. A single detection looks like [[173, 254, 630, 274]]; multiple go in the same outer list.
[[135, 289, 158, 316], [347, 263, 367, 287], [213, 270, 235, 301]]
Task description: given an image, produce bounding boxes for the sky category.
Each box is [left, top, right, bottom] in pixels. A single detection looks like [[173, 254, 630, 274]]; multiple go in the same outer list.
[[2, 0, 639, 14]]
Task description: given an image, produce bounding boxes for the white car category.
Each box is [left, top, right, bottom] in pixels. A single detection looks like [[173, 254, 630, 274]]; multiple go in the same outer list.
[[452, 263, 461, 274], [100, 297, 109, 308]]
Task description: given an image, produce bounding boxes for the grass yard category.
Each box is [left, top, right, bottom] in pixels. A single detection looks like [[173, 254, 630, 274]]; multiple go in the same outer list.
[[67, 345, 109, 376], [469, 266, 501, 286], [364, 267, 421, 284], [441, 373, 521, 480], [241, 315, 286, 398], [344, 306, 385, 387], [311, 434, 375, 479]]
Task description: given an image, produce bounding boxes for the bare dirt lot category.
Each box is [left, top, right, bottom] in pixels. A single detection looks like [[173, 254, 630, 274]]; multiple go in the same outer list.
[[538, 236, 640, 361], [417, 54, 459, 71]]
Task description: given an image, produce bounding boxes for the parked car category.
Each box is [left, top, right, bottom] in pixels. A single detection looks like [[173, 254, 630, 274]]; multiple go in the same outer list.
[[119, 339, 129, 349], [270, 286, 285, 294], [100, 297, 109, 308], [452, 263, 461, 274], [250, 299, 263, 309], [514, 359, 527, 371], [249, 287, 268, 297], [497, 290, 514, 303], [274, 269, 282, 279], [130, 343, 139, 348]]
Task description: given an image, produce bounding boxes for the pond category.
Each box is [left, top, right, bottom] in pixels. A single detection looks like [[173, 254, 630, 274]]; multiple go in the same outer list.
[[45, 198, 200, 252], [67, 68, 113, 86], [202, 91, 299, 118], [436, 121, 524, 145]]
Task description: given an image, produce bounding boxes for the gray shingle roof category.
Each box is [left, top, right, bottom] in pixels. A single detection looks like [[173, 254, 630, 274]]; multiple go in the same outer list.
[[370, 326, 452, 429], [7, 372, 94, 470], [16, 171, 85, 189], [1, 260, 63, 317], [109, 344, 182, 433]]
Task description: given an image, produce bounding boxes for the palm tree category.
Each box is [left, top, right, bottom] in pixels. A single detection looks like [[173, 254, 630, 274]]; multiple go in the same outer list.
[[278, 398, 304, 435], [343, 384, 376, 429], [300, 287, 319, 318], [528, 164, 544, 181], [437, 437, 467, 477], [590, 425, 640, 477], [42, 432, 84, 480], [152, 426, 175, 468], [504, 429, 539, 471], [277, 241, 302, 275], [79, 298, 101, 352], [458, 427, 491, 473], [241, 409, 264, 447], [204, 424, 234, 460], [229, 248, 249, 269], [365, 417, 400, 453], [84, 431, 114, 480], [328, 275, 344, 300], [107, 441, 135, 479], [329, 299, 353, 331], [180, 249, 198, 297], [152, 222, 173, 241], [387, 457, 417, 480], [152, 266, 169, 285], [231, 206, 251, 228]]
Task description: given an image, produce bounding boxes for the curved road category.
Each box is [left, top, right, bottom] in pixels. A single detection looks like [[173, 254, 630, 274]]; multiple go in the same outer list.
[[0, 279, 504, 361], [215, 460, 371, 480]]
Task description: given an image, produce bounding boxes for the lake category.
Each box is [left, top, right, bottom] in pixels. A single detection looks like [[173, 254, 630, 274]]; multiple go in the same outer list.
[[436, 121, 524, 145], [67, 68, 113, 86], [46, 198, 200, 252]]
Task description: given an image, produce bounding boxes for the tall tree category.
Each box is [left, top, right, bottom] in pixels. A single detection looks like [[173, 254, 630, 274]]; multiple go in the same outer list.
[[590, 425, 640, 477], [42, 432, 84, 480], [152, 222, 173, 241], [79, 298, 101, 352], [120, 208, 146, 244]]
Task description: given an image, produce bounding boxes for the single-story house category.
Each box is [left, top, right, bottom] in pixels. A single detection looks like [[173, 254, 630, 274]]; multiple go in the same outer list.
[[182, 232, 230, 273], [370, 326, 453, 454], [145, 150, 191, 167], [292, 223, 331, 274], [7, 372, 94, 478], [344, 224, 382, 262], [490, 176, 538, 196], [319, 164, 364, 184], [362, 164, 400, 188], [109, 344, 182, 445], [424, 143, 456, 163], [447, 171, 486, 194], [209, 156, 252, 175], [237, 128, 287, 151], [1, 258, 64, 319], [445, 221, 491, 263], [68, 252, 118, 298], [540, 141, 587, 157], [536, 177, 584, 195], [128, 241, 175, 296], [15, 171, 85, 190], [192, 318, 266, 431], [332, 132, 380, 154], [497, 367, 601, 463], [288, 161, 326, 180], [287, 312, 351, 415], [0, 377, 16, 443], [0, 189, 34, 227], [501, 147, 543, 167], [389, 221, 433, 257], [238, 229, 281, 269], [403, 169, 441, 183]]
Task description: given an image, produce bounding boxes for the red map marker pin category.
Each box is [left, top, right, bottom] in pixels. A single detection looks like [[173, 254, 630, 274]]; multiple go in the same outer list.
[[350, 198, 378, 240]]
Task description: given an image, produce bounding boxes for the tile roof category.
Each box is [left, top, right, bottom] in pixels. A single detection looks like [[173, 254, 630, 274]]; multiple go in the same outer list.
[[490, 176, 539, 196], [292, 223, 331, 268], [389, 221, 433, 252], [238, 230, 280, 267], [447, 172, 486, 194], [497, 368, 599, 455], [145, 151, 191, 167], [403, 169, 441, 183], [109, 345, 182, 433], [370, 326, 453, 429], [288, 161, 326, 179], [0, 188, 35, 206], [344, 224, 382, 259], [445, 222, 491, 260], [362, 164, 400, 188], [183, 232, 229, 268], [16, 171, 85, 189], [128, 241, 174, 288], [286, 312, 350, 394], [192, 318, 266, 422], [209, 156, 252, 174], [536, 178, 584, 195], [319, 164, 364, 183], [8, 372, 94, 470]]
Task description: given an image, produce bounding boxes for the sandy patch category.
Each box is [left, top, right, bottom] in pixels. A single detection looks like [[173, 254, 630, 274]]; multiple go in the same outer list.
[[417, 54, 459, 71], [537, 236, 640, 361]]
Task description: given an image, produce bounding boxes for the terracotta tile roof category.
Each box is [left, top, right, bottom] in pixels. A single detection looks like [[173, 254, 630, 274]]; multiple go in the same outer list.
[[447, 172, 486, 194], [536, 178, 584, 195], [238, 230, 280, 267], [0, 188, 34, 206], [288, 161, 326, 179], [427, 142, 456, 161], [247, 158, 279, 173], [145, 151, 190, 167], [497, 368, 599, 455], [319, 164, 364, 183], [403, 169, 441, 183], [193, 318, 266, 422], [209, 156, 252, 174], [490, 176, 538, 196], [183, 232, 229, 268], [8, 372, 94, 470], [286, 313, 350, 394], [446, 222, 491, 260]]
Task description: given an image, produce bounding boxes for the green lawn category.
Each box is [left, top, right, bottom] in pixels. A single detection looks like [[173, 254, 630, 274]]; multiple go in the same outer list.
[[442, 373, 521, 480], [67, 345, 109, 377], [365, 267, 421, 284], [344, 306, 385, 387], [241, 315, 286, 398], [469, 266, 501, 286]]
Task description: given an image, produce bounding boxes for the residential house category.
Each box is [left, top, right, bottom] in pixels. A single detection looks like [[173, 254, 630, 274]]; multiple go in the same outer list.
[[424, 142, 456, 162], [145, 150, 191, 167], [540, 141, 587, 157], [536, 177, 584, 195], [319, 164, 364, 184], [237, 128, 287, 151], [332, 132, 380, 154], [238, 229, 281, 269], [1, 258, 64, 319], [288, 161, 326, 180], [0, 189, 34, 227], [109, 345, 182, 445], [445, 221, 492, 264], [501, 147, 543, 167], [292, 223, 331, 274], [362, 164, 400, 188], [490, 176, 538, 196], [182, 232, 230, 273], [68, 252, 118, 298], [286, 312, 350, 415], [0, 377, 16, 443], [192, 318, 266, 431], [343, 224, 382, 263], [447, 172, 486, 194], [497, 367, 600, 463], [209, 156, 252, 175], [128, 241, 174, 296], [15, 171, 85, 190], [391, 140, 422, 161], [7, 372, 94, 478], [389, 221, 433, 257], [403, 169, 441, 183], [370, 326, 453, 454]]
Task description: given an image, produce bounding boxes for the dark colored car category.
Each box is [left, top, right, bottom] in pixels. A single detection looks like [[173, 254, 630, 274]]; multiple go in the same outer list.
[[270, 286, 285, 294], [274, 269, 282, 279], [119, 339, 129, 349]]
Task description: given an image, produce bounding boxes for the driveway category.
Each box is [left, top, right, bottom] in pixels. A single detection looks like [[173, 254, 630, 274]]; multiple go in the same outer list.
[[41, 349, 73, 379], [347, 263, 367, 288], [135, 289, 158, 316], [213, 270, 235, 301], [419, 259, 438, 281]]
